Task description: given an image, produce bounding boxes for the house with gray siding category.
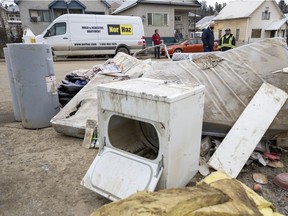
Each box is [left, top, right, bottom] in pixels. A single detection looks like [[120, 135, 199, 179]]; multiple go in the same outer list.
[[112, 0, 201, 45], [14, 0, 110, 35]]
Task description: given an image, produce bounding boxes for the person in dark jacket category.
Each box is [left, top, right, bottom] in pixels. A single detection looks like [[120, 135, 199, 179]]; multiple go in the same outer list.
[[152, 29, 161, 59], [174, 29, 183, 42], [219, 28, 236, 51], [201, 22, 215, 52]]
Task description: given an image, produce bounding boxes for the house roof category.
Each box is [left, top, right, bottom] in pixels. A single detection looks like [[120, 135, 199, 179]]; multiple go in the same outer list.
[[196, 15, 215, 30], [0, 4, 19, 12], [112, 0, 201, 14], [214, 0, 264, 20], [102, 0, 111, 8], [265, 19, 287, 30], [188, 12, 200, 17], [7, 5, 19, 12], [48, 0, 87, 9]]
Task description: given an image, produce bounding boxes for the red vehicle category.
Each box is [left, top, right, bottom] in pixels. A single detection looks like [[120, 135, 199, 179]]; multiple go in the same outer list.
[[163, 38, 218, 56]]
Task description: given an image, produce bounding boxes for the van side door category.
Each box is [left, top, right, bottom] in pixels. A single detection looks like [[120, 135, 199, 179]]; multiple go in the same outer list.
[[43, 22, 70, 56]]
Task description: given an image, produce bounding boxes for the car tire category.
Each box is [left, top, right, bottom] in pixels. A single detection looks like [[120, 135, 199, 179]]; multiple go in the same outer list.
[[174, 48, 182, 53], [117, 47, 129, 55]]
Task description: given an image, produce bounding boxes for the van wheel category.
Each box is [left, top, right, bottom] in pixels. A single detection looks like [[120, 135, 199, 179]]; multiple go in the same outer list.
[[174, 49, 182, 53], [117, 47, 129, 55]]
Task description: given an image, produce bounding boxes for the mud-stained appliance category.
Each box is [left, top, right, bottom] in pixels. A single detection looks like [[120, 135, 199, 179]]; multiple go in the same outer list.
[[82, 78, 205, 201]]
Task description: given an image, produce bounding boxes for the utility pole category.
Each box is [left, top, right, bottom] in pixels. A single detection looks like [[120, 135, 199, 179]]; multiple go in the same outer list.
[[64, 0, 71, 14]]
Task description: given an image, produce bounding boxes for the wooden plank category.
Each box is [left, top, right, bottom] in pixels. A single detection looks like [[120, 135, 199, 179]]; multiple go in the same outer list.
[[208, 83, 288, 178]]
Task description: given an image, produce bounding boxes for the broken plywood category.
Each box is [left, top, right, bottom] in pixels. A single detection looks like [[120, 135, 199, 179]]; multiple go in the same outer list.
[[208, 82, 288, 178]]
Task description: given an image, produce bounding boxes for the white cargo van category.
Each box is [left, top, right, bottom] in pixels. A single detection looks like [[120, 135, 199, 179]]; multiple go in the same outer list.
[[35, 14, 145, 57]]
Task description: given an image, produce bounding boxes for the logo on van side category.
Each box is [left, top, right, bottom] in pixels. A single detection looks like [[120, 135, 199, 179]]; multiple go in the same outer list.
[[108, 24, 133, 35]]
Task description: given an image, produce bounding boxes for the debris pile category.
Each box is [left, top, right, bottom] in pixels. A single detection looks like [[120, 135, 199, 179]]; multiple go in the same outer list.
[[51, 38, 288, 138], [48, 38, 288, 214], [51, 54, 151, 138], [57, 60, 123, 107]]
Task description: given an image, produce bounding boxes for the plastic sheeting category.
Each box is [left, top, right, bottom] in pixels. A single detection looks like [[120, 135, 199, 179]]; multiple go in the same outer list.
[[51, 53, 152, 138], [144, 38, 288, 135], [51, 38, 288, 138]]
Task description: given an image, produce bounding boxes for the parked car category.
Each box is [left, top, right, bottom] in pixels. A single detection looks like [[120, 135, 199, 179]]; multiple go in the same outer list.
[[162, 38, 218, 56]]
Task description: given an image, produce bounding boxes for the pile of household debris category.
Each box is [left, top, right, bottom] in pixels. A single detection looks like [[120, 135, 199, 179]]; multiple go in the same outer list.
[[49, 38, 288, 215], [51, 37, 288, 138], [57, 60, 125, 107]]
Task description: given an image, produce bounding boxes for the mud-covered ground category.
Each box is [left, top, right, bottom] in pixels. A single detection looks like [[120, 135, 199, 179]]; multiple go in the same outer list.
[[0, 60, 111, 216], [0, 60, 287, 216]]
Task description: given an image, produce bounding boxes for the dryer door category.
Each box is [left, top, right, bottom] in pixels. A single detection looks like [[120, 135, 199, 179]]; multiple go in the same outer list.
[[81, 147, 163, 201]]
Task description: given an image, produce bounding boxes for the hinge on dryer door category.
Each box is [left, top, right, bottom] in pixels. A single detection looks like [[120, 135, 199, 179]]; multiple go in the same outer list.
[[155, 155, 164, 177], [98, 136, 106, 156]]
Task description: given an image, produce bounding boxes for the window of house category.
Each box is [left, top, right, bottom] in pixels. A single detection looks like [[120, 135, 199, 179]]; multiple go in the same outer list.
[[218, 30, 222, 40], [175, 15, 182, 22], [45, 22, 66, 37], [147, 12, 168, 26], [262, 7, 270, 20], [251, 29, 261, 38], [30, 10, 51, 22], [85, 11, 105, 15], [236, 29, 240, 41], [8, 14, 15, 21]]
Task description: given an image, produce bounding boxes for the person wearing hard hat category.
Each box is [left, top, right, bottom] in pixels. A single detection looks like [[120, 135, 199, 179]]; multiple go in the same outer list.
[[219, 28, 236, 51]]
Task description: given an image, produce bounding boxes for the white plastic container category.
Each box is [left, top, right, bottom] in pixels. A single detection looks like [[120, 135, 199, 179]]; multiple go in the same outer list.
[[22, 28, 35, 43], [82, 78, 205, 201], [3, 48, 21, 121], [7, 44, 60, 129]]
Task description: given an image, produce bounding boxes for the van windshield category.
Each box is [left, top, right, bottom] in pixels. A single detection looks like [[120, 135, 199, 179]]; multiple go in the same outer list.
[[44, 22, 66, 37]]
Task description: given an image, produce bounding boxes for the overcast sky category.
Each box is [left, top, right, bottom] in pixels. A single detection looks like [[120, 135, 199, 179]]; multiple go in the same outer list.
[[204, 0, 282, 7]]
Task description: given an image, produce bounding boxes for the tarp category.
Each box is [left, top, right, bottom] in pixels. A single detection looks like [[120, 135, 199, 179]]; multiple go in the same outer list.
[[51, 38, 288, 138]]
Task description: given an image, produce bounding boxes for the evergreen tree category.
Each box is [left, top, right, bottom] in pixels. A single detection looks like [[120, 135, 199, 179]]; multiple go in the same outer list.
[[215, 2, 226, 12], [278, 0, 288, 13]]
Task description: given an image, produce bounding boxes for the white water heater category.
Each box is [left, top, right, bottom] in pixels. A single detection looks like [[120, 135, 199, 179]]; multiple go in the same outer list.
[[82, 78, 205, 201]]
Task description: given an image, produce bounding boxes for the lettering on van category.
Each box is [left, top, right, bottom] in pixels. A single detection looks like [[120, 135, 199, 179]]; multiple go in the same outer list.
[[82, 26, 104, 33], [74, 43, 98, 46], [107, 24, 133, 35], [73, 42, 117, 46]]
